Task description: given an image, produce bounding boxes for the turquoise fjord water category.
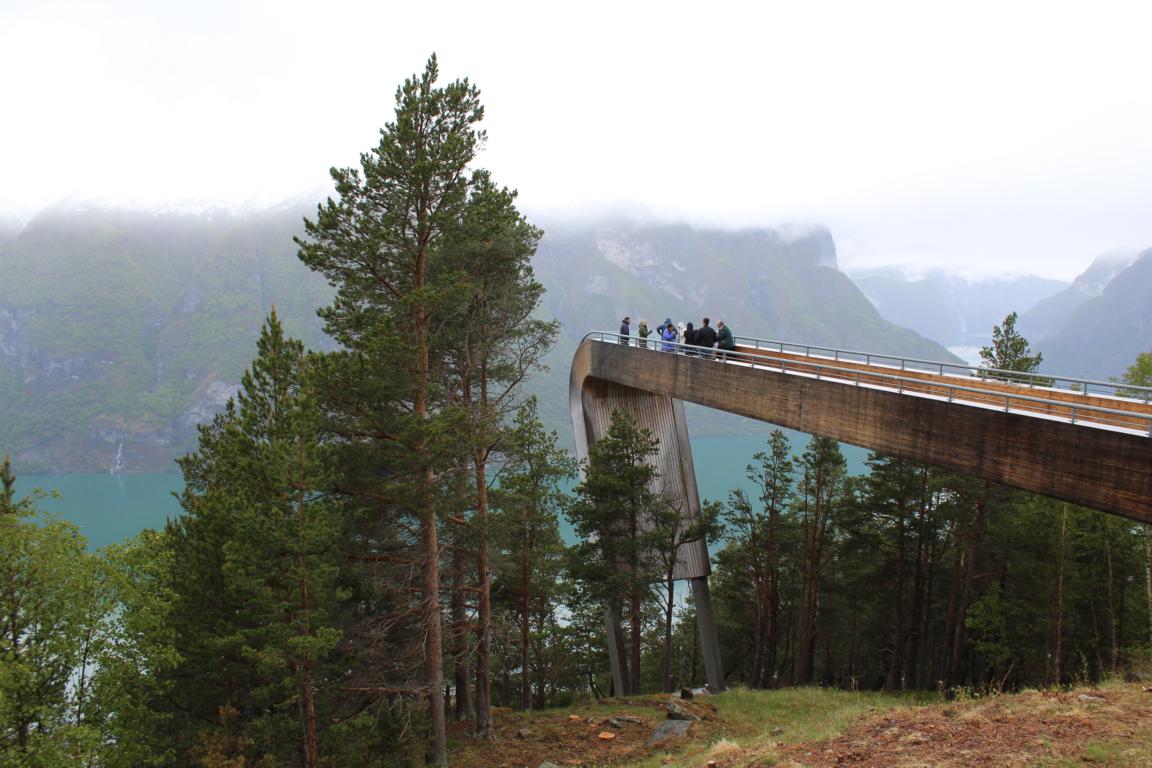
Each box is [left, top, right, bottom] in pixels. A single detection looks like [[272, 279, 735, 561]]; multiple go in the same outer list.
[[14, 432, 869, 550]]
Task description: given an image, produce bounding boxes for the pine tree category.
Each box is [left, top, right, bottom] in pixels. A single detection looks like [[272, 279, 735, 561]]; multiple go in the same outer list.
[[720, 429, 795, 688], [979, 311, 1045, 383], [567, 409, 663, 695], [437, 173, 557, 733], [794, 436, 848, 684], [491, 399, 574, 710], [296, 55, 486, 765], [166, 311, 343, 767]]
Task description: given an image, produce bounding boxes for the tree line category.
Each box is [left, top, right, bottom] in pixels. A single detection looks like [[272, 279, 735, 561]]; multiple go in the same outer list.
[[2, 58, 1151, 768]]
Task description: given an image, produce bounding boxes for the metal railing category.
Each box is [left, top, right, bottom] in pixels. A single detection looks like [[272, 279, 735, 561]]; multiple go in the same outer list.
[[583, 331, 1152, 436]]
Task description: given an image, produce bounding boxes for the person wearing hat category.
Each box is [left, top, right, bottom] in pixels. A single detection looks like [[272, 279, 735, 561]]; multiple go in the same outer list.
[[660, 318, 677, 352], [618, 316, 630, 344]]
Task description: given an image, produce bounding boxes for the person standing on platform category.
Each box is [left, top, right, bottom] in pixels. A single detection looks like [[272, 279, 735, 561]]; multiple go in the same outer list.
[[696, 317, 718, 359], [683, 322, 697, 356], [618, 316, 630, 344], [638, 319, 651, 349], [660, 319, 677, 352], [716, 320, 735, 360]]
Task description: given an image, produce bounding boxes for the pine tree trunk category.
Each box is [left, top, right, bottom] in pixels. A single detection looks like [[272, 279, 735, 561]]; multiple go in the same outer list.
[[662, 573, 675, 692], [1145, 525, 1152, 646], [419, 482, 447, 767], [766, 507, 781, 688], [1103, 517, 1118, 675], [1052, 505, 1067, 686], [416, 276, 447, 766], [750, 579, 766, 688], [885, 511, 907, 691], [948, 484, 988, 688], [520, 544, 532, 711], [629, 587, 642, 694], [474, 452, 494, 737], [797, 486, 822, 685], [906, 484, 929, 689], [450, 528, 473, 722], [940, 521, 963, 687]]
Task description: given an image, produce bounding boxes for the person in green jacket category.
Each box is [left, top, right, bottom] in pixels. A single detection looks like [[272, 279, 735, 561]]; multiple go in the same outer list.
[[716, 320, 735, 361], [638, 319, 651, 349]]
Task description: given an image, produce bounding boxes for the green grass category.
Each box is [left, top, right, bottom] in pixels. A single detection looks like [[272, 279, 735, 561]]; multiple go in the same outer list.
[[620, 686, 936, 768]]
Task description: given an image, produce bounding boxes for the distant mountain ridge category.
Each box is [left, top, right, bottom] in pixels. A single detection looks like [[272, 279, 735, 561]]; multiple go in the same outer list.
[[1016, 249, 1141, 344], [1028, 248, 1152, 380], [1, 204, 957, 473], [849, 268, 1069, 348]]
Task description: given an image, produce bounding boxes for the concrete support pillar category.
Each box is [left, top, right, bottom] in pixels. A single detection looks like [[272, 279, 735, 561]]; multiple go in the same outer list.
[[691, 576, 726, 692], [602, 602, 626, 696]]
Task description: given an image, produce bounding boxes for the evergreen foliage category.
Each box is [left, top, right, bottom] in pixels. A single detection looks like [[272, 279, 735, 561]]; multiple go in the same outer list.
[[567, 409, 667, 695], [979, 311, 1044, 380], [165, 311, 344, 767]]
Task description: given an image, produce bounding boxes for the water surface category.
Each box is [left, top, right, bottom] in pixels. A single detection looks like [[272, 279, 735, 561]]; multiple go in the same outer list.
[[14, 432, 871, 550]]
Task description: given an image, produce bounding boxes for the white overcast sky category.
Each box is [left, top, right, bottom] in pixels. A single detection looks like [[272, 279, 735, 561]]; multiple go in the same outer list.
[[3, 0, 1151, 280]]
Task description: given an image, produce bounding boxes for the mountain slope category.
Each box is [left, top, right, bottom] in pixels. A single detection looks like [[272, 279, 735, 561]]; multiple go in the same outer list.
[[851, 268, 1068, 347], [1034, 248, 1152, 380], [0, 204, 331, 472], [0, 207, 957, 472], [1017, 249, 1140, 343], [536, 219, 952, 356]]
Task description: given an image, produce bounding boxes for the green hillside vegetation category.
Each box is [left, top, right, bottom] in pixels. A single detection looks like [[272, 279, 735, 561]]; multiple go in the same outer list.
[[0, 205, 957, 472], [0, 205, 332, 471]]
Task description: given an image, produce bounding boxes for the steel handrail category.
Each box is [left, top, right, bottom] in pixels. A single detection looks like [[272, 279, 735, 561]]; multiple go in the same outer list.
[[582, 331, 1152, 436], [731, 334, 1152, 402]]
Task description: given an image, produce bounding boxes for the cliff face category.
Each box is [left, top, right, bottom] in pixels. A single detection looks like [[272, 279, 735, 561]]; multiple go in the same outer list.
[[0, 206, 955, 472]]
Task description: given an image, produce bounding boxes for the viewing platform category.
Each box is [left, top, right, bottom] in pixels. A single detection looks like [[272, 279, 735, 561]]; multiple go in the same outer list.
[[571, 332, 1152, 525]]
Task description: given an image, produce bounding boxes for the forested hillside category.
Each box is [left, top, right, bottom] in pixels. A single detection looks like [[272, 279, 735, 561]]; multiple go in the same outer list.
[[0, 204, 331, 472]]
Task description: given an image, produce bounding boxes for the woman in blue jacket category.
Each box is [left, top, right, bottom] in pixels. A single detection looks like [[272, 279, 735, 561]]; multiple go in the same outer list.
[[660, 318, 677, 352]]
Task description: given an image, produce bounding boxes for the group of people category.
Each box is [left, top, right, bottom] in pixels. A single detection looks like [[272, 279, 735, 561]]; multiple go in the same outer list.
[[617, 316, 736, 358]]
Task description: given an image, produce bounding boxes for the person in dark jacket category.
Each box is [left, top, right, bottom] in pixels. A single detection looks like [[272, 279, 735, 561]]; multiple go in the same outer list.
[[716, 320, 735, 360], [683, 322, 697, 356], [619, 316, 630, 344], [695, 317, 718, 358]]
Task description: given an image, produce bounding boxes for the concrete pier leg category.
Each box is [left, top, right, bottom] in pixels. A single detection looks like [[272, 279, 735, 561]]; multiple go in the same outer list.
[[691, 576, 726, 692], [603, 602, 626, 696]]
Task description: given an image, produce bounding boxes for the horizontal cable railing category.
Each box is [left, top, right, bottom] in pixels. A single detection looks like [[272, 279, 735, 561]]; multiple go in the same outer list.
[[581, 331, 1152, 436]]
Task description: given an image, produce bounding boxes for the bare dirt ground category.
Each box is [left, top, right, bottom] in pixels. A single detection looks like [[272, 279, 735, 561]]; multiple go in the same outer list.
[[450, 683, 1152, 768], [775, 686, 1152, 768]]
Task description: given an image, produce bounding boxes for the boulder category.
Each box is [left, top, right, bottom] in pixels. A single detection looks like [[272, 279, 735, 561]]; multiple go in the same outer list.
[[666, 698, 716, 722], [648, 719, 693, 748]]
